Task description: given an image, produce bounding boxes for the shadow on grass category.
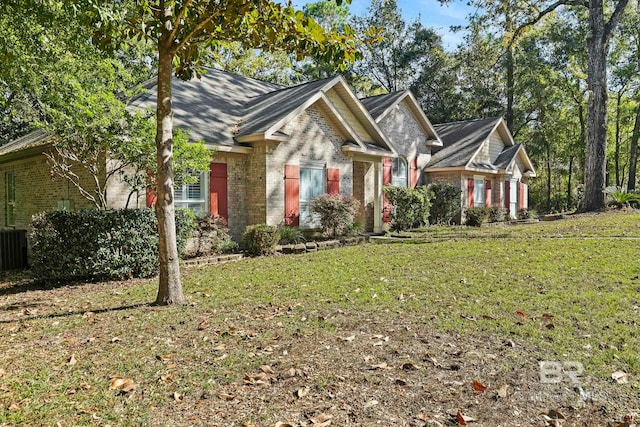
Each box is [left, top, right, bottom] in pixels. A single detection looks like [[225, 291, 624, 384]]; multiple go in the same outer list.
[[0, 301, 154, 324]]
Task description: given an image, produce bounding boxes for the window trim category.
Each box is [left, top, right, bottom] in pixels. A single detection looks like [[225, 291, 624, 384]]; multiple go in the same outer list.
[[473, 176, 485, 208], [174, 171, 208, 217]]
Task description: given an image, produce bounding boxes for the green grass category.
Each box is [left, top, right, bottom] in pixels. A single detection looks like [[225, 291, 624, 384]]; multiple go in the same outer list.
[[0, 210, 638, 425]]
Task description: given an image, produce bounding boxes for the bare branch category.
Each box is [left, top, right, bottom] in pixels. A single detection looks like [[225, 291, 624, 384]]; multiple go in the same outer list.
[[604, 0, 631, 45], [508, 0, 588, 48]]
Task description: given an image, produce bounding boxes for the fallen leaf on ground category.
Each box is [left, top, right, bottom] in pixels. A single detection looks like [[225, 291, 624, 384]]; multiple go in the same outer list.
[[260, 365, 275, 374], [611, 371, 628, 384], [340, 335, 355, 342], [497, 384, 508, 398], [370, 362, 389, 370], [456, 411, 477, 425], [295, 387, 309, 398], [515, 310, 526, 318], [108, 376, 137, 393], [275, 422, 295, 427], [173, 391, 184, 402], [309, 413, 332, 426], [68, 354, 77, 366], [401, 362, 419, 370], [541, 409, 565, 427], [472, 380, 487, 392], [198, 320, 209, 330]]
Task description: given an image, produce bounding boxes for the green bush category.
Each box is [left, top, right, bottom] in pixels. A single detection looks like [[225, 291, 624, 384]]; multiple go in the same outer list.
[[30, 208, 194, 282], [487, 207, 506, 223], [278, 226, 305, 244], [186, 215, 236, 257], [428, 183, 460, 225], [517, 208, 534, 220], [464, 207, 488, 227], [383, 185, 432, 231], [243, 224, 280, 256], [605, 188, 640, 209], [309, 194, 361, 238]]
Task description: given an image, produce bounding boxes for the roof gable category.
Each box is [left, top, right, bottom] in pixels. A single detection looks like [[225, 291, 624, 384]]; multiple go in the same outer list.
[[428, 117, 500, 169], [360, 91, 442, 146]]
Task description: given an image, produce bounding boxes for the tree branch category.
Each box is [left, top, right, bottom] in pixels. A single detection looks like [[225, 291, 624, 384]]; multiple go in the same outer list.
[[604, 0, 631, 45], [169, 0, 193, 43], [508, 0, 588, 48], [174, 12, 220, 54]]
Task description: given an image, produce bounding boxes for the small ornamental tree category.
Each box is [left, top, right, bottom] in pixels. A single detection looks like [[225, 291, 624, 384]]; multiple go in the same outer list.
[[383, 185, 432, 231], [428, 183, 460, 225], [310, 194, 360, 238], [86, 0, 373, 305]]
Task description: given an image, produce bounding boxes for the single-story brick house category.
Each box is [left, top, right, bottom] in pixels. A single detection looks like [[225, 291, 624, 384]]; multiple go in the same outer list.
[[427, 117, 537, 219], [0, 69, 534, 242]]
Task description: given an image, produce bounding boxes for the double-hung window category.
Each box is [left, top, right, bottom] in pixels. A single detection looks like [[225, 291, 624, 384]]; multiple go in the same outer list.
[[5, 172, 16, 227], [299, 167, 324, 228], [473, 177, 485, 207], [391, 158, 408, 187], [174, 172, 207, 216]]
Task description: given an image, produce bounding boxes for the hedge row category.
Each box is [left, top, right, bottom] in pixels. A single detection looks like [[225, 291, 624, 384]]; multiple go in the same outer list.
[[30, 208, 194, 282]]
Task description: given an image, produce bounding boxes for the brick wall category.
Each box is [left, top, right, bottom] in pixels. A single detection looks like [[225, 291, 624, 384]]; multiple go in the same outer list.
[[0, 151, 96, 231], [377, 101, 432, 184], [210, 154, 249, 241], [264, 106, 353, 227]]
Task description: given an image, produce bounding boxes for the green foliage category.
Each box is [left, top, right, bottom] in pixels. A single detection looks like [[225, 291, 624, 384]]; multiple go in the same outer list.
[[428, 183, 461, 225], [278, 226, 305, 245], [243, 224, 280, 256], [350, 221, 364, 235], [383, 185, 432, 231], [487, 207, 507, 223], [309, 194, 361, 238], [187, 215, 237, 258], [30, 208, 194, 282], [464, 207, 488, 227], [517, 208, 534, 220], [605, 187, 640, 208]]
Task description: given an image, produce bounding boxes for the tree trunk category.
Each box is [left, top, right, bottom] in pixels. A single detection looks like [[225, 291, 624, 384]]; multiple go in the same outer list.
[[546, 141, 552, 212], [628, 101, 640, 192], [578, 0, 608, 212], [567, 155, 574, 208], [505, 6, 515, 132], [154, 31, 184, 305], [615, 90, 623, 187]]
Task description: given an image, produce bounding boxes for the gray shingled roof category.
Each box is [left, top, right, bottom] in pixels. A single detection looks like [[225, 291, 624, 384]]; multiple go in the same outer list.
[[427, 117, 500, 169], [360, 91, 406, 121], [236, 77, 336, 138], [129, 68, 282, 146], [0, 129, 51, 156], [494, 143, 521, 169]]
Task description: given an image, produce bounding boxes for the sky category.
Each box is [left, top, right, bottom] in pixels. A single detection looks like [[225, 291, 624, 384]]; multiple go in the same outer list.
[[295, 0, 475, 50]]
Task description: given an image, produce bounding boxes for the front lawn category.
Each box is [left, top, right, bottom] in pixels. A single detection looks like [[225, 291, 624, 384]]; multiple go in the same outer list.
[[0, 211, 638, 426]]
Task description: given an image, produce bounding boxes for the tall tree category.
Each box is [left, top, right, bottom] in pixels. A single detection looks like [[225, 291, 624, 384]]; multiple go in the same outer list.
[[351, 0, 442, 93], [89, 0, 364, 305], [507, 0, 631, 211]]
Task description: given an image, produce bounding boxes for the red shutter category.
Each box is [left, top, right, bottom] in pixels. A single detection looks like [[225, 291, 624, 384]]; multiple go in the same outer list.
[[504, 180, 510, 209], [327, 168, 340, 195], [382, 158, 392, 186], [485, 179, 492, 208], [467, 178, 474, 207], [146, 171, 157, 207], [382, 158, 393, 222], [210, 162, 228, 220], [284, 165, 300, 226], [410, 157, 419, 188], [518, 182, 525, 210]]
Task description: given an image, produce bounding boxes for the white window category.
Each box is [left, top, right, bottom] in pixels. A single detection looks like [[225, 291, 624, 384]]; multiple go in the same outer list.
[[474, 178, 485, 207], [392, 158, 408, 187], [300, 167, 325, 228], [5, 172, 15, 227], [174, 172, 207, 216]]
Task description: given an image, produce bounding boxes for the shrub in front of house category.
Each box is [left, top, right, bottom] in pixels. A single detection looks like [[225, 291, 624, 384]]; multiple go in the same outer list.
[[186, 215, 237, 257], [383, 185, 432, 231], [309, 194, 361, 238], [428, 183, 460, 225], [517, 208, 534, 220], [243, 224, 280, 256], [30, 208, 194, 282], [464, 207, 488, 227], [278, 226, 305, 245], [487, 207, 507, 223]]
